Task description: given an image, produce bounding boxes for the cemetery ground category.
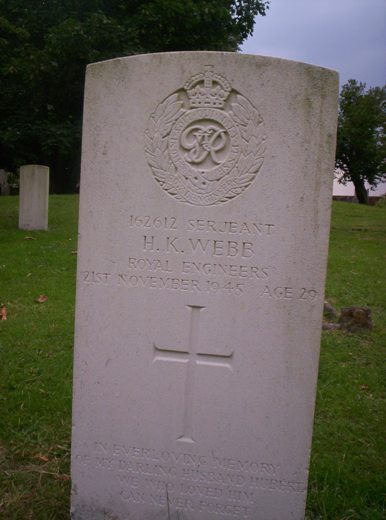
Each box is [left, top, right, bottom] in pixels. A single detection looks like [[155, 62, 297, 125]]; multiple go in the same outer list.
[[0, 195, 385, 520]]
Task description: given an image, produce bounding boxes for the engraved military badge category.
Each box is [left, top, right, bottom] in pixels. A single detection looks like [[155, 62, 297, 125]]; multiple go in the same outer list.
[[145, 65, 266, 206]]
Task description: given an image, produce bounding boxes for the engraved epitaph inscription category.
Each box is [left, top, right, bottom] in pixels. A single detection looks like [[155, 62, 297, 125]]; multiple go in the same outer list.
[[145, 65, 266, 206], [153, 305, 233, 443]]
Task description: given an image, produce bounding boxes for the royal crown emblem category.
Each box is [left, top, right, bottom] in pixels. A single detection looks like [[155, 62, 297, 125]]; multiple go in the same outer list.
[[185, 68, 231, 108], [145, 65, 266, 206]]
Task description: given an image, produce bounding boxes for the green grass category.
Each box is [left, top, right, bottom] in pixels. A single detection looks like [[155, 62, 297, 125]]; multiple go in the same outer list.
[[0, 197, 385, 519], [0, 196, 77, 519], [307, 202, 386, 520]]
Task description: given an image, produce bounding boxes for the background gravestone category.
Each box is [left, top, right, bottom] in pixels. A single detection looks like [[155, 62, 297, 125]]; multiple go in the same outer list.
[[0, 169, 11, 196], [18, 164, 49, 230], [71, 52, 338, 520]]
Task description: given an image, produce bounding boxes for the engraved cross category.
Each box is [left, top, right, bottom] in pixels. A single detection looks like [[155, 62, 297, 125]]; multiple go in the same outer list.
[[153, 305, 233, 444]]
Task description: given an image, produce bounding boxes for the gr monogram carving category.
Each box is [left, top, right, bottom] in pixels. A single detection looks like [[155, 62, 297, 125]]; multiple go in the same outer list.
[[180, 123, 226, 165], [145, 65, 266, 206]]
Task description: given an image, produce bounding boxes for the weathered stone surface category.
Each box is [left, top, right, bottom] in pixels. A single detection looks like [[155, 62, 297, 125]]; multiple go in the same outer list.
[[18, 164, 49, 230], [322, 321, 341, 331], [323, 300, 339, 320], [71, 52, 339, 520], [339, 307, 372, 332]]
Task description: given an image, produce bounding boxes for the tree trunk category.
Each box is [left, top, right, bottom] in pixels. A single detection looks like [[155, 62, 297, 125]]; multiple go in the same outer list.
[[352, 177, 368, 204]]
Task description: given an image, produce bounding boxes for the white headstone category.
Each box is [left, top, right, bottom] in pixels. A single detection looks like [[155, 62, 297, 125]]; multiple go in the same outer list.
[[18, 164, 49, 230], [71, 52, 338, 520], [0, 169, 11, 195]]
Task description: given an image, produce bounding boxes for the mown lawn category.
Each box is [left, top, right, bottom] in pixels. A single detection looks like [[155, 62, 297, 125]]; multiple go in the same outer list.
[[0, 196, 385, 519]]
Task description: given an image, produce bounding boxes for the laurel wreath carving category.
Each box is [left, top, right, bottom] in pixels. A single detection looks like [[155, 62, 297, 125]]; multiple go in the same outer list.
[[145, 94, 186, 199], [216, 95, 266, 204], [145, 92, 266, 205]]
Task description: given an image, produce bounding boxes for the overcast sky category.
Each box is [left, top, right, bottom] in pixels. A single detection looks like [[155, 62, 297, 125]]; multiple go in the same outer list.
[[241, 0, 386, 88]]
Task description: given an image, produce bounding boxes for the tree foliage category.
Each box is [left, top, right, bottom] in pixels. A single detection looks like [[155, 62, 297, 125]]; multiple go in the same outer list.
[[0, 0, 268, 192], [336, 79, 386, 204]]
